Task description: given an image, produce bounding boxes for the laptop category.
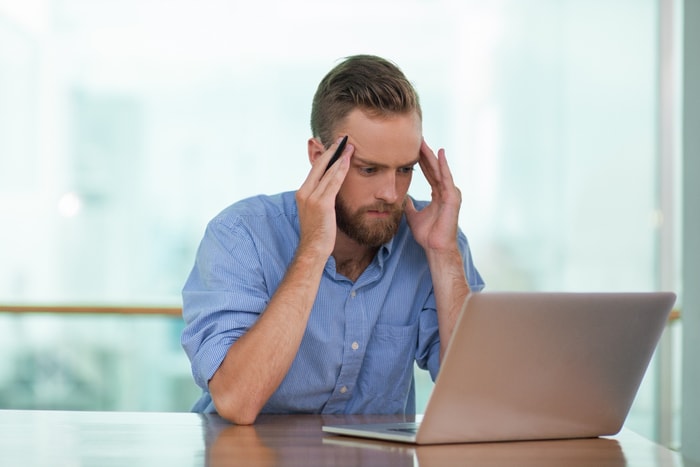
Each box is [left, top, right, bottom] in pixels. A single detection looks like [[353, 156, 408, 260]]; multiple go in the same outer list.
[[322, 291, 676, 444]]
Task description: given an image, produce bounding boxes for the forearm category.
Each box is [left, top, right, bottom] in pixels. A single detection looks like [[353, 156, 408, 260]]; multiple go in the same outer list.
[[209, 250, 327, 424], [426, 247, 471, 361]]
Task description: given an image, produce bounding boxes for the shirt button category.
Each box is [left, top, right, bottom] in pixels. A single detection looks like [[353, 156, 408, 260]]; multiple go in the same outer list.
[[350, 290, 357, 298], [351, 341, 359, 351], [340, 386, 348, 394]]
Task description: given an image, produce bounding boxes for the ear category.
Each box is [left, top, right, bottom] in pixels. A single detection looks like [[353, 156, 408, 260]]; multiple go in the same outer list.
[[307, 137, 325, 165]]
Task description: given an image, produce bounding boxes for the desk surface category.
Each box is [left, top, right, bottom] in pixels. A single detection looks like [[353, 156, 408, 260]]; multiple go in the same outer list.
[[0, 409, 695, 467]]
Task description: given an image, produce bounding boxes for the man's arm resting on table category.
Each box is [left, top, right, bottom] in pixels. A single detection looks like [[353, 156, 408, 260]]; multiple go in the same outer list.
[[208, 251, 325, 425], [209, 139, 352, 425]]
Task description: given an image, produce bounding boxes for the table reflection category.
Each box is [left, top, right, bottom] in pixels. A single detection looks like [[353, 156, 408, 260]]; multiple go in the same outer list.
[[207, 422, 276, 466], [204, 413, 628, 467], [204, 413, 416, 466], [324, 435, 626, 467]]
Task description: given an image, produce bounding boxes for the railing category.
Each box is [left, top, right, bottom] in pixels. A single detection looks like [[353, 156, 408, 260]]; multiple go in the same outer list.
[[0, 305, 680, 321], [0, 305, 182, 317]]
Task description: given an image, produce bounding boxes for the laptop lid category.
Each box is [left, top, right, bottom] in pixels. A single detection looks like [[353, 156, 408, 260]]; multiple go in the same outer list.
[[322, 291, 676, 444]]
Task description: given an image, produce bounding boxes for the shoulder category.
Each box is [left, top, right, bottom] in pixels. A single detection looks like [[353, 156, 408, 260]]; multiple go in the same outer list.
[[211, 191, 298, 230], [201, 192, 300, 258]]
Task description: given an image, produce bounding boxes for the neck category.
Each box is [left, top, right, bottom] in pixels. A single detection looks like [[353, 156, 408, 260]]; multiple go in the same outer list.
[[332, 230, 378, 282]]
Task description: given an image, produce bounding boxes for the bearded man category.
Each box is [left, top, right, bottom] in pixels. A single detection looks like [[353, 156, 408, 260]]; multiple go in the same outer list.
[[181, 55, 484, 425]]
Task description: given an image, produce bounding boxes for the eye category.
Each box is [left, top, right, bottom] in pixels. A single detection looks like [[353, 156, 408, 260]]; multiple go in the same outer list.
[[398, 166, 415, 175], [359, 167, 378, 175]]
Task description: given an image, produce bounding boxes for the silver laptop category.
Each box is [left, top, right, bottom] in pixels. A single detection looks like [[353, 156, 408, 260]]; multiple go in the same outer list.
[[322, 291, 676, 444]]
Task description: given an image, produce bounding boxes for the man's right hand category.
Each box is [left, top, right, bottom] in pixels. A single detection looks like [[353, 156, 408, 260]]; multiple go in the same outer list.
[[295, 137, 353, 258]]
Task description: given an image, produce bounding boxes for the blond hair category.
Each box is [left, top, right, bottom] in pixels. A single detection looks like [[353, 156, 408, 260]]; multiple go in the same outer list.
[[310, 55, 422, 147]]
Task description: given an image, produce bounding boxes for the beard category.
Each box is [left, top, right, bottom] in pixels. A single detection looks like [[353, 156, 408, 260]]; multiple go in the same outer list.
[[335, 195, 405, 247]]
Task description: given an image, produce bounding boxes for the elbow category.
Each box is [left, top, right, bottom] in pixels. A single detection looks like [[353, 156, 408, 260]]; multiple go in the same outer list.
[[211, 387, 263, 425], [219, 408, 258, 425], [219, 405, 259, 426], [208, 361, 271, 425]]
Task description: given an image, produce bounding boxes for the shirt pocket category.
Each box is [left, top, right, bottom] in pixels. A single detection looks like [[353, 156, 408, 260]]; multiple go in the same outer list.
[[356, 322, 419, 411]]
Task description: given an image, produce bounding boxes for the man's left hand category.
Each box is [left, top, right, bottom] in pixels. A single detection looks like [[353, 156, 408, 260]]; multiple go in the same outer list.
[[405, 139, 462, 253]]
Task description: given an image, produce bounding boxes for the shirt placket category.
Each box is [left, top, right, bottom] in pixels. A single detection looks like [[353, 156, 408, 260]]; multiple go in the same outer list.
[[323, 285, 367, 411], [326, 248, 392, 411]]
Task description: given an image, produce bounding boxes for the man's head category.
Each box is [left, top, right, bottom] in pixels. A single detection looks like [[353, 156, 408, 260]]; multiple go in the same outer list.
[[309, 55, 424, 248], [310, 55, 422, 148]]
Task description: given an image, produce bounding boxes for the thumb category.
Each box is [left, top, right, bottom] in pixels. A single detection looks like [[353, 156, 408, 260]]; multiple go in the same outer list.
[[404, 196, 418, 223]]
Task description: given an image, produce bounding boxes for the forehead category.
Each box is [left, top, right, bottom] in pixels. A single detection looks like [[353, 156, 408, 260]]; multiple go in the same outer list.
[[338, 109, 422, 166]]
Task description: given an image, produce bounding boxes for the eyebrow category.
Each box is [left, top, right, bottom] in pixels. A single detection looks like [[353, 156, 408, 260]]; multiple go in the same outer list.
[[352, 156, 421, 168]]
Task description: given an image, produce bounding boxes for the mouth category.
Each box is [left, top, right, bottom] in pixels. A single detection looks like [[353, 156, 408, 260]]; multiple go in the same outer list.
[[364, 206, 399, 220], [366, 210, 391, 217]]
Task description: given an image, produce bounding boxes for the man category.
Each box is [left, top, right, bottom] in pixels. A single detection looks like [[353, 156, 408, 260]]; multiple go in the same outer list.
[[181, 55, 484, 425]]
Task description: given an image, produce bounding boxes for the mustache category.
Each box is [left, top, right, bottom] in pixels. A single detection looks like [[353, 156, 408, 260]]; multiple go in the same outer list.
[[363, 199, 406, 213]]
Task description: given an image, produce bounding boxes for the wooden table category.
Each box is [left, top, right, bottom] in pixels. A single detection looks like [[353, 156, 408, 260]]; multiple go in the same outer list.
[[0, 410, 695, 466]]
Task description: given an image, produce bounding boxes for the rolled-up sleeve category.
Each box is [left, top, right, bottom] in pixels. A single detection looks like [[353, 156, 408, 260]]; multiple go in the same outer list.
[[181, 217, 269, 390]]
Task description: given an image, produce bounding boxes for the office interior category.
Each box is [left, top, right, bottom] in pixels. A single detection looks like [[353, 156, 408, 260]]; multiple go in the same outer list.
[[0, 0, 698, 461]]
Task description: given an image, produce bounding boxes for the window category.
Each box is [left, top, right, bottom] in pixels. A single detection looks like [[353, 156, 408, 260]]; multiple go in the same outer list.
[[0, 0, 675, 442]]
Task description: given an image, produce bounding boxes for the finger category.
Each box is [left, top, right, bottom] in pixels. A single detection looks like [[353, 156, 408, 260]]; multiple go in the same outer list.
[[421, 141, 461, 205], [305, 142, 353, 205], [316, 145, 352, 197], [419, 139, 442, 188], [404, 195, 418, 220], [325, 135, 348, 173], [421, 139, 456, 187], [317, 136, 350, 174], [436, 149, 463, 207], [299, 137, 351, 194], [436, 148, 456, 188]]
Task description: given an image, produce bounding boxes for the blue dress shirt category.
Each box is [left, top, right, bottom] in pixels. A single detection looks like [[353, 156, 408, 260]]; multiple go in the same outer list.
[[181, 191, 484, 415]]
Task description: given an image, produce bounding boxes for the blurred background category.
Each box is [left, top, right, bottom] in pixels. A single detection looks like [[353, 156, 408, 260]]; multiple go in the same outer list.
[[0, 0, 688, 451]]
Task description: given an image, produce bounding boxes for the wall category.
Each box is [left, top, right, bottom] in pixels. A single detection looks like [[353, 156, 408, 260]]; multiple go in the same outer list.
[[681, 0, 700, 461]]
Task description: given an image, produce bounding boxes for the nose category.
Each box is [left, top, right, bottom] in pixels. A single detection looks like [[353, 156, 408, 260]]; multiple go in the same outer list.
[[375, 172, 399, 204]]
